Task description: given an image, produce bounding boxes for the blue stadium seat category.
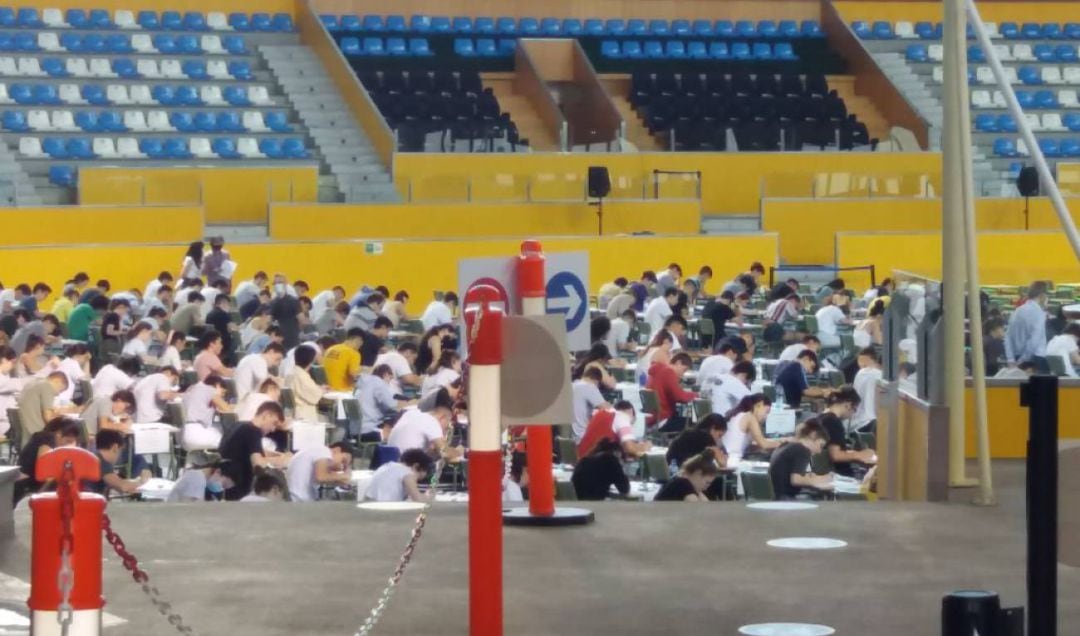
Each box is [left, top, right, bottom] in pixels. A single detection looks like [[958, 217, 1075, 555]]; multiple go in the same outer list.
[[975, 113, 998, 132], [758, 20, 778, 38], [687, 41, 708, 59], [665, 41, 685, 58], [709, 42, 729, 59], [228, 13, 250, 31], [319, 15, 338, 32], [43, 138, 68, 158], [992, 138, 1017, 157], [259, 138, 284, 158], [498, 39, 515, 56], [1, 110, 26, 131], [872, 21, 894, 39], [583, 19, 604, 36], [32, 85, 58, 104], [139, 138, 165, 158], [452, 16, 472, 33], [386, 37, 407, 55], [49, 165, 76, 187], [113, 59, 138, 78], [454, 38, 475, 56], [408, 38, 431, 56], [228, 60, 252, 80], [1039, 138, 1060, 157], [622, 41, 642, 59], [997, 114, 1018, 132], [8, 84, 30, 104], [732, 42, 752, 60], [1019, 67, 1043, 85], [154, 34, 177, 54], [1035, 90, 1058, 108], [540, 18, 562, 36], [476, 38, 497, 56], [272, 14, 294, 31], [169, 112, 195, 132], [362, 37, 384, 55], [733, 20, 754, 38], [107, 34, 133, 53], [223, 86, 250, 106], [562, 18, 583, 35], [183, 12, 207, 31], [16, 8, 41, 28], [518, 18, 539, 35], [752, 42, 773, 60], [98, 111, 124, 132], [0, 33, 12, 51], [66, 9, 88, 28], [161, 11, 182, 30], [800, 20, 822, 37], [138, 11, 159, 30], [604, 20, 625, 36], [59, 33, 81, 52], [340, 37, 360, 55], [1043, 23, 1062, 39], [775, 42, 797, 60], [1007, 162, 1023, 179], [223, 36, 246, 55], [1000, 22, 1019, 39], [217, 111, 243, 132], [82, 85, 107, 105], [906, 44, 928, 62], [778, 20, 798, 38], [264, 112, 292, 132], [360, 15, 382, 31], [1034, 44, 1056, 62], [1065, 113, 1080, 132], [42, 58, 67, 77], [496, 17, 517, 35], [67, 137, 94, 159], [431, 17, 452, 33], [176, 86, 201, 106], [177, 35, 201, 54], [385, 15, 406, 32], [1059, 45, 1079, 62], [82, 33, 104, 53], [251, 13, 272, 32], [474, 17, 495, 34], [915, 21, 935, 39], [852, 21, 871, 39], [183, 60, 208, 80], [152, 85, 176, 105], [282, 138, 308, 159], [409, 15, 430, 32], [164, 138, 191, 159], [714, 21, 734, 38], [648, 19, 669, 36], [212, 137, 240, 159], [626, 19, 647, 36], [0, 8, 12, 27], [1020, 23, 1041, 39], [691, 20, 713, 37], [671, 19, 692, 37], [1062, 139, 1080, 157], [1066, 23, 1080, 39], [74, 111, 98, 131], [194, 112, 217, 132], [600, 40, 620, 58], [643, 41, 663, 58], [967, 45, 985, 63], [14, 32, 37, 51]]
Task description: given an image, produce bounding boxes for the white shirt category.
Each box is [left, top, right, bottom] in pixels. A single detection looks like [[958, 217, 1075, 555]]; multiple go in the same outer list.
[[234, 354, 270, 402], [852, 366, 884, 429], [504, 478, 524, 502], [1046, 334, 1079, 377], [364, 462, 412, 501], [279, 343, 320, 381], [92, 364, 134, 399], [144, 278, 164, 302], [375, 350, 413, 393], [710, 373, 750, 415], [815, 305, 846, 337], [310, 290, 336, 323], [286, 445, 333, 502], [571, 380, 605, 441], [605, 317, 632, 354], [420, 367, 459, 396], [56, 357, 85, 402], [160, 346, 182, 372], [420, 301, 453, 330], [643, 297, 673, 335], [133, 373, 173, 423], [237, 392, 273, 422], [233, 280, 261, 309], [386, 407, 444, 452], [697, 354, 733, 389], [722, 413, 753, 459], [166, 469, 207, 502], [122, 338, 149, 359], [779, 343, 808, 362], [199, 287, 220, 320], [180, 256, 201, 280]]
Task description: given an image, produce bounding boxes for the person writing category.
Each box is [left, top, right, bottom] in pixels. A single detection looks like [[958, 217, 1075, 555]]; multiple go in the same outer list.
[[722, 394, 784, 462], [645, 352, 697, 433], [570, 438, 630, 501], [577, 400, 651, 459], [768, 419, 834, 500], [818, 386, 877, 477], [364, 448, 437, 502], [654, 452, 720, 502]]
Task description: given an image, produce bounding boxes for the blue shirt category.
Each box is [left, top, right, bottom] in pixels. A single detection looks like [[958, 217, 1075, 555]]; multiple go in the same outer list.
[[774, 360, 810, 409], [628, 283, 648, 312], [19, 296, 37, 313], [1004, 300, 1047, 363]]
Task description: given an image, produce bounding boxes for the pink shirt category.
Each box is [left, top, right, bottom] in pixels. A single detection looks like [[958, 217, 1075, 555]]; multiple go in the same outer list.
[[193, 351, 227, 382]]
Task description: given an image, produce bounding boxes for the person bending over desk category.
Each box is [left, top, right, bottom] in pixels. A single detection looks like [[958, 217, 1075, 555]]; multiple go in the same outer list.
[[722, 394, 784, 461], [571, 438, 630, 501], [654, 452, 720, 502], [364, 448, 436, 503], [819, 387, 877, 477], [768, 419, 833, 500], [85, 429, 146, 497], [666, 414, 728, 468], [646, 352, 697, 433], [774, 350, 833, 409], [577, 400, 651, 459]]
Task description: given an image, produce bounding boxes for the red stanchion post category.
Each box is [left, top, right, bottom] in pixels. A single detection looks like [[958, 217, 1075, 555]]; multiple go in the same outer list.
[[518, 240, 555, 518], [465, 284, 504, 636], [29, 447, 105, 636]]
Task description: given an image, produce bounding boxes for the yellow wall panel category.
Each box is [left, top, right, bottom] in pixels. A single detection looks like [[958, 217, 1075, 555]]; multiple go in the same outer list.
[[834, 1, 1080, 25], [965, 383, 1080, 459], [393, 152, 940, 215], [0, 205, 202, 246], [0, 234, 776, 307], [80, 166, 318, 224], [269, 200, 701, 240]]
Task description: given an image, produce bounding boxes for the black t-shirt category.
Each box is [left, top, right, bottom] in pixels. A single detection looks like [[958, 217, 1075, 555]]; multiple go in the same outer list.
[[768, 282, 794, 302], [654, 476, 699, 501], [206, 307, 233, 354], [984, 337, 1005, 376], [768, 442, 812, 500], [18, 431, 54, 489], [360, 332, 384, 367], [702, 302, 735, 344], [571, 453, 629, 501], [666, 430, 715, 469], [270, 296, 301, 350], [820, 412, 852, 477], [774, 361, 809, 409], [83, 451, 115, 495], [101, 312, 122, 340], [219, 423, 265, 500], [239, 298, 263, 321]]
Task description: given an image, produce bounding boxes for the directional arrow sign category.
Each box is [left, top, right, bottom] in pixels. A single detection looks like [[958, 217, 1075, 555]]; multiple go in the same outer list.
[[544, 252, 589, 351]]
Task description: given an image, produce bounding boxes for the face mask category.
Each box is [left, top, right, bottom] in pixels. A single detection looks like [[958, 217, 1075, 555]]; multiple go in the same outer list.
[[206, 478, 225, 495], [274, 284, 287, 294]]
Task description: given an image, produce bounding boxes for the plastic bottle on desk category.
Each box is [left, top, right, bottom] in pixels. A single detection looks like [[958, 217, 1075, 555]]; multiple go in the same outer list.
[[775, 385, 786, 409]]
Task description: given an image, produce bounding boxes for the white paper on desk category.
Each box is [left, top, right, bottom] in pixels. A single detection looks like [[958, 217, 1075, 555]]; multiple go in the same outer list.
[[221, 260, 238, 279], [291, 421, 328, 451], [131, 425, 172, 455], [137, 478, 175, 497]]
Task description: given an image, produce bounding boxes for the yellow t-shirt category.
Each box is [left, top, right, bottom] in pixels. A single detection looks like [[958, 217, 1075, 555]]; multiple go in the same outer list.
[[50, 298, 74, 323], [322, 344, 361, 391]]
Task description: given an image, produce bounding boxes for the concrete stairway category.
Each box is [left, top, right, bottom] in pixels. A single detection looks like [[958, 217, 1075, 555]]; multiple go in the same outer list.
[[599, 77, 664, 151], [827, 75, 891, 142], [483, 75, 559, 151], [0, 144, 40, 205], [261, 44, 398, 203]]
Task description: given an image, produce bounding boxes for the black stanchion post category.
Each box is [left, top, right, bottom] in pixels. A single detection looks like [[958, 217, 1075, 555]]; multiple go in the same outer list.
[[942, 590, 1001, 635], [1020, 374, 1058, 636]]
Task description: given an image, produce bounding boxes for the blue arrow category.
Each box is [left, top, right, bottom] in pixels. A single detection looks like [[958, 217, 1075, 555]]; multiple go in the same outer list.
[[546, 271, 588, 331]]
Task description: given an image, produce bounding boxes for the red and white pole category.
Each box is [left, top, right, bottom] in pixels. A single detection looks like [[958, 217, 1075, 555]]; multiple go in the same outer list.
[[517, 240, 555, 518], [465, 286, 504, 636], [29, 447, 105, 636]]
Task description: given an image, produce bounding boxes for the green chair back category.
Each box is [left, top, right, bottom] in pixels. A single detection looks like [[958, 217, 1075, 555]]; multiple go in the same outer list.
[[691, 398, 712, 422], [555, 479, 578, 501], [279, 388, 296, 413], [402, 319, 425, 335], [740, 470, 776, 501], [1047, 355, 1068, 376], [165, 402, 186, 429], [810, 451, 833, 476], [310, 365, 328, 386], [639, 389, 660, 416], [642, 453, 670, 482], [556, 437, 578, 465]]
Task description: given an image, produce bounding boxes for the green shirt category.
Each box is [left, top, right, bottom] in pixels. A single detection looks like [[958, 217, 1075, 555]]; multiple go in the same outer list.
[[66, 304, 96, 342]]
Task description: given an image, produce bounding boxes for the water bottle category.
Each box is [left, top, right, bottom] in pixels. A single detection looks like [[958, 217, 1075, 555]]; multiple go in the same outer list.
[[775, 385, 786, 409], [668, 459, 678, 479]]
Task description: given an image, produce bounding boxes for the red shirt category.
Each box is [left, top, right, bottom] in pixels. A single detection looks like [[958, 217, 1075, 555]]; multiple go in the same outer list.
[[646, 362, 697, 422], [577, 410, 635, 458]]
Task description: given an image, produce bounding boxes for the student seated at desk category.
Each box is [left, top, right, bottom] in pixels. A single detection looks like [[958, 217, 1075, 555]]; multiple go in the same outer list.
[[697, 340, 739, 390], [819, 387, 877, 477], [386, 390, 463, 462], [577, 400, 651, 459], [220, 401, 290, 501], [666, 414, 728, 468], [851, 348, 883, 432], [646, 352, 697, 433], [774, 350, 832, 409], [1046, 322, 1080, 377], [768, 419, 833, 500], [285, 345, 324, 422], [236, 379, 280, 422], [571, 367, 611, 441], [181, 374, 233, 451], [81, 389, 136, 441], [644, 287, 678, 335], [364, 448, 436, 503], [571, 438, 630, 501], [655, 452, 720, 502], [573, 343, 621, 390], [86, 429, 148, 497], [287, 440, 355, 502], [605, 308, 638, 354], [660, 315, 687, 352], [15, 417, 81, 503], [167, 459, 230, 502], [709, 360, 756, 415], [722, 394, 784, 461], [420, 350, 462, 397], [240, 473, 285, 503], [637, 331, 675, 384], [779, 335, 821, 362], [504, 452, 527, 502]]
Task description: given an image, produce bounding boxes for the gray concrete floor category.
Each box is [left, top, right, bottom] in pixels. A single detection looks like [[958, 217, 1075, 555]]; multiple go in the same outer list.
[[1, 460, 1077, 635]]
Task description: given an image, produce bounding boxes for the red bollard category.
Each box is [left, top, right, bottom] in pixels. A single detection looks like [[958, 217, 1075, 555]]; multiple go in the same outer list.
[[28, 447, 105, 636], [517, 240, 555, 518], [464, 285, 504, 636]]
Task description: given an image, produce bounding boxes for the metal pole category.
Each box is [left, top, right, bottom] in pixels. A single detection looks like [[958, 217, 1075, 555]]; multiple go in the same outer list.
[[943, 0, 973, 486], [1020, 375, 1058, 636], [518, 241, 555, 518]]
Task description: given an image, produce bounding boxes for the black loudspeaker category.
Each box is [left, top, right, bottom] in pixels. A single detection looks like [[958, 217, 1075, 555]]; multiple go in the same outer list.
[[1017, 166, 1039, 197], [588, 166, 611, 198]]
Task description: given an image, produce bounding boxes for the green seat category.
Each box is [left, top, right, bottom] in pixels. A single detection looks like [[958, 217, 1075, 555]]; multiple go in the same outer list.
[[341, 398, 362, 435], [310, 365, 328, 386], [639, 389, 660, 418], [555, 479, 578, 501], [740, 470, 776, 501], [611, 367, 635, 383], [1047, 355, 1068, 376], [635, 322, 652, 346], [691, 398, 712, 422], [279, 388, 296, 416], [642, 453, 670, 482], [5, 408, 23, 463], [556, 436, 578, 465], [852, 431, 876, 451], [697, 317, 715, 345], [810, 450, 832, 475], [165, 402, 186, 429], [402, 319, 425, 335], [217, 412, 240, 443]]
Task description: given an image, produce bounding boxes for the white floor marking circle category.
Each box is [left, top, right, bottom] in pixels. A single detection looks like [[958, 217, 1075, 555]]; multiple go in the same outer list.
[[357, 501, 427, 511], [766, 537, 848, 550], [739, 623, 836, 635], [747, 502, 819, 511]]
